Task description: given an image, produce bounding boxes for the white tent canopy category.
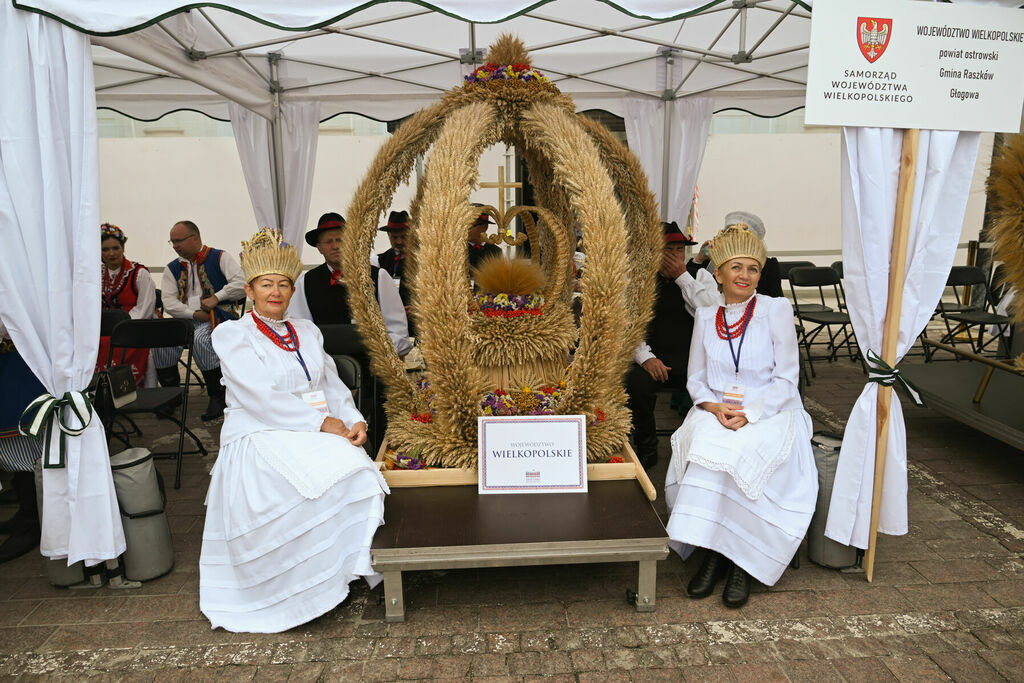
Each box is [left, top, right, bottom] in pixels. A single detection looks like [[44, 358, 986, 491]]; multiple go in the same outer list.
[[3, 0, 1020, 568], [44, 0, 826, 122]]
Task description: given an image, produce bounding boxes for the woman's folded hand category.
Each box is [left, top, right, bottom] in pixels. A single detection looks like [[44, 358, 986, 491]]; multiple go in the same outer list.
[[320, 416, 351, 438], [347, 422, 368, 447], [699, 402, 749, 431]]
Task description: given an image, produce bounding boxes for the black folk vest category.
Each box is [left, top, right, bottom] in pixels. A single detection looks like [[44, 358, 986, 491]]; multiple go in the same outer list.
[[303, 262, 380, 325]]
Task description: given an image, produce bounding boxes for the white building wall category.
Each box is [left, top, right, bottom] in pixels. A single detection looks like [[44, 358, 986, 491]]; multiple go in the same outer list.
[[100, 128, 993, 272], [99, 135, 512, 270]]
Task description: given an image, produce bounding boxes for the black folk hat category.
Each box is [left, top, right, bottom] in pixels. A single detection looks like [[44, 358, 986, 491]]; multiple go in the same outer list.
[[305, 212, 346, 247], [379, 210, 410, 232], [663, 220, 698, 246]]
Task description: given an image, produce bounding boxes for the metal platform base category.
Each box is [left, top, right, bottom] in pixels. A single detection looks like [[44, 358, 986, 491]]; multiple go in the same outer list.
[[371, 480, 669, 622]]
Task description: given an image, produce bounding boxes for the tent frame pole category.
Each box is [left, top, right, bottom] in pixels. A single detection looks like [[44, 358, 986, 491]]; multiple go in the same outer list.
[[865, 127, 920, 582], [660, 50, 675, 222], [268, 52, 286, 232]]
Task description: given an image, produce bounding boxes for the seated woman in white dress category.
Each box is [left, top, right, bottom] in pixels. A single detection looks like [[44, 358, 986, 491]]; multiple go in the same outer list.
[[200, 229, 389, 633], [666, 225, 817, 608]]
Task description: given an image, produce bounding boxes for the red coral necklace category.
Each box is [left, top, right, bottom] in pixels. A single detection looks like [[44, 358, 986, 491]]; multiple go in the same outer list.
[[251, 311, 299, 352], [715, 297, 756, 340]]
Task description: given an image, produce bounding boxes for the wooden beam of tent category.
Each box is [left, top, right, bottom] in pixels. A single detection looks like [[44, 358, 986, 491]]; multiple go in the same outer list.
[[865, 127, 920, 582]]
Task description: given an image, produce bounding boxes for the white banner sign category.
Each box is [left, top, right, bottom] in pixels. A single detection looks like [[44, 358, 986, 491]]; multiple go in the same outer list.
[[805, 0, 1024, 133], [478, 415, 587, 494]]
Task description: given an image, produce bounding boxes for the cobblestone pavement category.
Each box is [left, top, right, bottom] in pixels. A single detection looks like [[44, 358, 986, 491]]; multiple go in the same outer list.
[[1, 358, 1022, 681]]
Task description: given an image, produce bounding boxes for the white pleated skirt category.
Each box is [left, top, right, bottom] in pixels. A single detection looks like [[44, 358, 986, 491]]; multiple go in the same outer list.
[[665, 413, 818, 586], [200, 431, 388, 633]]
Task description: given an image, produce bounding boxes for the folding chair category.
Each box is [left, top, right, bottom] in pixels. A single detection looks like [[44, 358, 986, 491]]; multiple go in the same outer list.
[[938, 266, 1013, 357], [108, 319, 207, 489], [318, 324, 377, 450], [779, 260, 832, 314], [788, 266, 859, 377]]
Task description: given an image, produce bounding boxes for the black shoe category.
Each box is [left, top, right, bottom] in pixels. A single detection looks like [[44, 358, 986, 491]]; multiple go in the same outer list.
[[201, 394, 225, 422], [722, 563, 751, 608], [0, 513, 23, 535], [687, 550, 728, 599], [156, 366, 181, 388], [638, 451, 658, 469], [0, 520, 40, 564]]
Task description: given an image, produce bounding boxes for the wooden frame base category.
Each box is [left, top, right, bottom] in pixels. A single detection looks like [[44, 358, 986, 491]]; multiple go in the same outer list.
[[376, 439, 658, 501]]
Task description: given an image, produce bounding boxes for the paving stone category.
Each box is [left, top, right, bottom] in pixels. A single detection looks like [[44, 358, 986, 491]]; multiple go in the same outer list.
[[899, 584, 1001, 611], [395, 655, 433, 679], [678, 663, 737, 681], [980, 579, 1024, 607], [470, 653, 509, 677], [450, 632, 485, 655], [478, 603, 566, 632], [777, 658, 843, 682], [414, 634, 450, 656], [818, 587, 915, 616], [487, 632, 520, 653], [285, 661, 325, 682], [430, 655, 471, 678], [910, 558, 1006, 583], [252, 663, 291, 682], [506, 651, 571, 676], [724, 661, 788, 682], [21, 597, 128, 626], [831, 656, 899, 681], [977, 649, 1024, 680], [882, 653, 952, 681], [374, 636, 415, 658], [969, 627, 1019, 650], [577, 672, 630, 683], [930, 651, 1004, 682], [570, 648, 606, 672]]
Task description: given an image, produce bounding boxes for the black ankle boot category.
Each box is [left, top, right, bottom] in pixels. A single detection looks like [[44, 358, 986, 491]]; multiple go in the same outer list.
[[722, 563, 751, 608], [200, 368, 225, 421], [687, 549, 728, 599], [156, 366, 180, 388]]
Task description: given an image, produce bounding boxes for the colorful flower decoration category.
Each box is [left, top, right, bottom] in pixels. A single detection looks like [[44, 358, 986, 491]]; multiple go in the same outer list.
[[464, 62, 550, 85], [474, 292, 544, 319]]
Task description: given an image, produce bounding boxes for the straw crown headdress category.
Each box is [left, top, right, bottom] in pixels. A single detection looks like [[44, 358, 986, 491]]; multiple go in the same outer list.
[[707, 225, 767, 268], [240, 228, 302, 283]]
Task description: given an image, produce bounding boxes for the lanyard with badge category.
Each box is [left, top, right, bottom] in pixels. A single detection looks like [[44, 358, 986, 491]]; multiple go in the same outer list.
[[251, 312, 330, 416], [716, 297, 757, 406]]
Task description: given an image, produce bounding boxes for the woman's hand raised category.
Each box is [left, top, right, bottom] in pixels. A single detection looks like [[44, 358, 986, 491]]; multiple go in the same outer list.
[[699, 402, 749, 431]]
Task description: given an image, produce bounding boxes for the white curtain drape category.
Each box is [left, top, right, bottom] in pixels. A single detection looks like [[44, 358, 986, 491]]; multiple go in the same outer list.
[[0, 3, 125, 565], [826, 127, 982, 549], [624, 97, 713, 225], [231, 100, 321, 254]]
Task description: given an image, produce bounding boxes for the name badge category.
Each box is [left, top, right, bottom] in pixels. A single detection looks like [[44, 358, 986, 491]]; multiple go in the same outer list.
[[723, 383, 745, 407], [301, 390, 330, 416]]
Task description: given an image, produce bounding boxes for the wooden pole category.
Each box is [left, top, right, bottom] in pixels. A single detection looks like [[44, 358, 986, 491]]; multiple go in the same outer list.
[[864, 128, 920, 582]]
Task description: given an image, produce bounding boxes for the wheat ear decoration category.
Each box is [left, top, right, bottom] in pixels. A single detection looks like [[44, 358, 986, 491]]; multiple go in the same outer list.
[[344, 101, 452, 411], [415, 101, 498, 467], [521, 102, 632, 456]]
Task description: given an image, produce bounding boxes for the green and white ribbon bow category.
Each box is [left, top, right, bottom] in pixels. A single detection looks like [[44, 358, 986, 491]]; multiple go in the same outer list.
[[865, 350, 925, 407], [18, 392, 94, 468]]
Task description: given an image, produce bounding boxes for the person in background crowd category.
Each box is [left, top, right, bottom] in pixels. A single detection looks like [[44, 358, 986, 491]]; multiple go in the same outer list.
[[97, 223, 157, 385], [626, 221, 699, 469], [289, 212, 412, 357], [0, 318, 44, 563], [151, 220, 246, 421], [666, 225, 816, 609], [468, 209, 501, 271]]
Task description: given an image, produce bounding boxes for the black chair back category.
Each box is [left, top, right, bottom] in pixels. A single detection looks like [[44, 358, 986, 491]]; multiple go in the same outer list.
[[778, 260, 816, 281], [110, 318, 194, 351], [830, 261, 844, 279], [946, 265, 986, 288], [100, 309, 130, 336], [331, 354, 363, 411], [319, 324, 368, 357], [789, 266, 841, 288]]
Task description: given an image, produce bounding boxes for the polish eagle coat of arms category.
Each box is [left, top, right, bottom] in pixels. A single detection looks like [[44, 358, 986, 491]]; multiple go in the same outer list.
[[858, 17, 892, 63]]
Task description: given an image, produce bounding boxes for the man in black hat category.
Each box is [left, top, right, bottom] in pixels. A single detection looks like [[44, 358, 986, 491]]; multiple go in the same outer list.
[[626, 221, 698, 469], [289, 212, 412, 357], [468, 209, 501, 270]]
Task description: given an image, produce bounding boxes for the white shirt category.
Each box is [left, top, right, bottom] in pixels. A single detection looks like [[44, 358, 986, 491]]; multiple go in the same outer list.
[[104, 264, 156, 320], [687, 293, 802, 424], [288, 265, 413, 357], [633, 269, 723, 366], [212, 314, 364, 446], [160, 249, 246, 320]]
